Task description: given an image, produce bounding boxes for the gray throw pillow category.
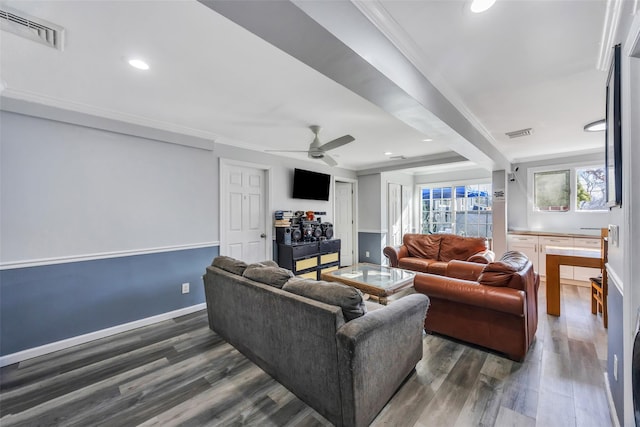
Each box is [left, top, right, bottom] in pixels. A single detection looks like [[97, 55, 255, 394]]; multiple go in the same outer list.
[[283, 278, 367, 321], [211, 256, 248, 276], [243, 264, 294, 289]]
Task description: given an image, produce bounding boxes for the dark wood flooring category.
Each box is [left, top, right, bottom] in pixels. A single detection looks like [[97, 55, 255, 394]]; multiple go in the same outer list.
[[0, 283, 612, 426]]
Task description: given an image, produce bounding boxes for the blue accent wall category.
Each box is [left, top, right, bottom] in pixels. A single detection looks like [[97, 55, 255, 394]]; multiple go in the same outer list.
[[0, 246, 218, 356], [607, 282, 624, 426], [358, 232, 385, 264]]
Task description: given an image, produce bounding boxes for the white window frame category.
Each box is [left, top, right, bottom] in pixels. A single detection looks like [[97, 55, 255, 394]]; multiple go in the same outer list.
[[418, 179, 493, 237], [528, 163, 607, 214]]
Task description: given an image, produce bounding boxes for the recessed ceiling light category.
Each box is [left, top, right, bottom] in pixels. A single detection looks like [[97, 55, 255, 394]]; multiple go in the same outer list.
[[128, 59, 149, 70], [584, 119, 606, 132], [384, 152, 393, 155], [470, 0, 496, 13], [422, 138, 433, 142]]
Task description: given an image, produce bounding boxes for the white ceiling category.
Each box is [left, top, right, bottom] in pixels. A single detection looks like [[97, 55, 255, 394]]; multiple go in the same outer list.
[[0, 0, 610, 173]]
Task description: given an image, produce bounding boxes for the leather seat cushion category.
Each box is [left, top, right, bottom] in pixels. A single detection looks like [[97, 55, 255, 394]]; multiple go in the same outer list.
[[438, 235, 488, 262], [404, 234, 441, 259], [398, 257, 435, 273]]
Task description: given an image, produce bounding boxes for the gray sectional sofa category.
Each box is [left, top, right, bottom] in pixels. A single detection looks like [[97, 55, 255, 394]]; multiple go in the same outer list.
[[203, 256, 430, 427]]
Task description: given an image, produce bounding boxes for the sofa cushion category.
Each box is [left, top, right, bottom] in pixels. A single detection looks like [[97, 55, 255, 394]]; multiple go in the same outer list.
[[398, 257, 436, 273], [438, 235, 488, 263], [478, 251, 529, 287], [404, 234, 442, 260], [211, 256, 248, 276], [243, 264, 294, 289], [283, 278, 367, 321]]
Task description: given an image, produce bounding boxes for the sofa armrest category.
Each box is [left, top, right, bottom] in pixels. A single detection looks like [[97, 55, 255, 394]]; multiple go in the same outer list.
[[414, 274, 524, 316], [336, 293, 429, 427], [466, 249, 495, 264], [382, 245, 407, 267]]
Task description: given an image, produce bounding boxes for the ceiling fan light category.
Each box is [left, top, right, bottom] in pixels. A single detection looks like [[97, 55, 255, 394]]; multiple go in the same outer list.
[[584, 119, 606, 132], [470, 0, 496, 13]]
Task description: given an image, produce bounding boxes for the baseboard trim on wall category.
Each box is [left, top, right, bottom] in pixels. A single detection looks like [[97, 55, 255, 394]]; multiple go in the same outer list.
[[604, 371, 621, 427], [0, 303, 207, 367], [0, 242, 219, 270]]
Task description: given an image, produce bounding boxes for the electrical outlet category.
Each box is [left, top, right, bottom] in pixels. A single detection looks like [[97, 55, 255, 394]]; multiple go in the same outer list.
[[365, 251, 370, 258], [614, 354, 618, 380], [181, 283, 190, 294]]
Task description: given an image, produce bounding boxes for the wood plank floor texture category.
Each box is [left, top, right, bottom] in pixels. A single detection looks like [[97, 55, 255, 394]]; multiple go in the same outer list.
[[0, 283, 611, 427]]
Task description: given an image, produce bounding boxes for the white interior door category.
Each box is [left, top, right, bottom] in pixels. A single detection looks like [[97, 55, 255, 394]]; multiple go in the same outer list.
[[388, 183, 402, 246], [402, 185, 412, 236], [334, 181, 354, 266], [221, 161, 268, 263]]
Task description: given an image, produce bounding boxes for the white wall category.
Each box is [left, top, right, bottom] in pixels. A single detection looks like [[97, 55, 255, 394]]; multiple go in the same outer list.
[[357, 173, 383, 231], [213, 142, 355, 225], [0, 111, 217, 264], [507, 152, 608, 236]]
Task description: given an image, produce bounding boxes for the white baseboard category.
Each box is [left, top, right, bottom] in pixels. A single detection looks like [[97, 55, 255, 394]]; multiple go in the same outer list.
[[0, 303, 207, 367], [604, 371, 621, 427]]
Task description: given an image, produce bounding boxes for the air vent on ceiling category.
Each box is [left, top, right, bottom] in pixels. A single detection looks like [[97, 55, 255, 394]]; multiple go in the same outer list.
[[0, 7, 65, 50], [505, 128, 533, 139]]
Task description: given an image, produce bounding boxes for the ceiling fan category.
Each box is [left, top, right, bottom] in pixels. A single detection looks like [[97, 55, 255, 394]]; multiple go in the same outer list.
[[267, 125, 355, 167]]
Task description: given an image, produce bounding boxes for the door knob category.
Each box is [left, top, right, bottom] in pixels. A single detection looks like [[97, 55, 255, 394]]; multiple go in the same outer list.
[[260, 233, 266, 238]]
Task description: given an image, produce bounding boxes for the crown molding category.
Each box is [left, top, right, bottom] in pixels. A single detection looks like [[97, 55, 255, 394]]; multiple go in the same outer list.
[[351, 0, 498, 150], [597, 0, 625, 71], [0, 88, 218, 150]]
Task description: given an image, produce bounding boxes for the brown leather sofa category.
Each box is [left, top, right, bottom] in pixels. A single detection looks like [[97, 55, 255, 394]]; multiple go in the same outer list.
[[383, 233, 494, 276], [413, 251, 539, 361]]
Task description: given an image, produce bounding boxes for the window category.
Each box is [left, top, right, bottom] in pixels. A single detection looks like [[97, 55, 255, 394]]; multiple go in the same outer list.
[[576, 166, 606, 211], [532, 165, 607, 212], [534, 170, 570, 211], [421, 183, 492, 237]]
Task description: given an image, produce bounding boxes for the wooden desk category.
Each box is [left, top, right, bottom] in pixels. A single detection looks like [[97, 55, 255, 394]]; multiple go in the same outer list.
[[546, 246, 602, 316]]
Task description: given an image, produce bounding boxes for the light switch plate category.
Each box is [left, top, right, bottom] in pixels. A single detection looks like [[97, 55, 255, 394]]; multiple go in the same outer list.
[[608, 224, 619, 247]]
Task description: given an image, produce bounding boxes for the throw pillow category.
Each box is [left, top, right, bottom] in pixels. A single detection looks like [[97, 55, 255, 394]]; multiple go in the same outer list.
[[282, 278, 367, 321], [478, 251, 529, 287], [211, 256, 248, 276], [243, 264, 294, 289]]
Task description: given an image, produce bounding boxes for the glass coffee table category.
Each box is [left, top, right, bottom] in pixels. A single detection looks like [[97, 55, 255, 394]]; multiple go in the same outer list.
[[321, 263, 416, 305]]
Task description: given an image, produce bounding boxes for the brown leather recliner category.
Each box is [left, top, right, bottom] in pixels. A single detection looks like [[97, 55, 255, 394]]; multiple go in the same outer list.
[[413, 251, 539, 361], [384, 233, 494, 276]]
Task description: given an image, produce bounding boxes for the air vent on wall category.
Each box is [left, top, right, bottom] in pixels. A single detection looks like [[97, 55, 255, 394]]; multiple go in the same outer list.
[[0, 7, 65, 50], [505, 128, 533, 139]]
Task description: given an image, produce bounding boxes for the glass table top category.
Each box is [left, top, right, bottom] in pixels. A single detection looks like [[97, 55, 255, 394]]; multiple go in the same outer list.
[[325, 263, 415, 290]]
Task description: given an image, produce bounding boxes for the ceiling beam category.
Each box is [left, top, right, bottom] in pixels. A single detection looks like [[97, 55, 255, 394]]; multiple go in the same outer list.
[[199, 0, 511, 171]]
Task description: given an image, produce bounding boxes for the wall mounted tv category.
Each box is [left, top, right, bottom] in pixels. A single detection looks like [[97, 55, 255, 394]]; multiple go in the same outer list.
[[292, 168, 331, 201]]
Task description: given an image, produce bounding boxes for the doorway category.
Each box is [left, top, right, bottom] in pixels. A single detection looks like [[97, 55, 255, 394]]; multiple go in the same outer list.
[[219, 159, 271, 263], [334, 179, 356, 266]]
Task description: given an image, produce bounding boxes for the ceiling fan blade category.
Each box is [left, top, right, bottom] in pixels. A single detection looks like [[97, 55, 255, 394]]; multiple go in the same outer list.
[[322, 154, 338, 167], [318, 135, 354, 152], [265, 149, 310, 153]]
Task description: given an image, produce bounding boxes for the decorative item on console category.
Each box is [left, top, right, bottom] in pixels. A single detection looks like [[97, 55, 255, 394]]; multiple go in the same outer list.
[[275, 210, 333, 244]]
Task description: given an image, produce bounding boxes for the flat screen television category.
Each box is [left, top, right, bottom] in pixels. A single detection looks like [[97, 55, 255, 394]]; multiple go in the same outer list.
[[292, 168, 331, 201], [605, 43, 622, 207]]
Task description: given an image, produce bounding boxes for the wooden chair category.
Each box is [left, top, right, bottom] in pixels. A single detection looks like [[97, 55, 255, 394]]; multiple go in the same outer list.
[[590, 227, 608, 328]]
